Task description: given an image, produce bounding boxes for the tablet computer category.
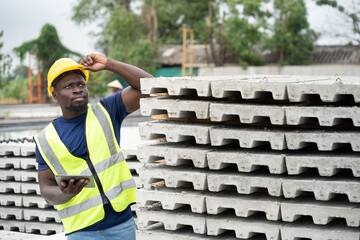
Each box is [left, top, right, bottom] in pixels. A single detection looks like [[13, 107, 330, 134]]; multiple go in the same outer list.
[[55, 174, 95, 188]]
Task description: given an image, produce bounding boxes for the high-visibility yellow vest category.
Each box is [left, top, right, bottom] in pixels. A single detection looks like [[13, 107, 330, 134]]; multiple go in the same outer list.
[[34, 103, 136, 234]]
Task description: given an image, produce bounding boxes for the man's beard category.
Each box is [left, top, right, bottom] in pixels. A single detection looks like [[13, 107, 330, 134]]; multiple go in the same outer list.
[[65, 103, 88, 113]]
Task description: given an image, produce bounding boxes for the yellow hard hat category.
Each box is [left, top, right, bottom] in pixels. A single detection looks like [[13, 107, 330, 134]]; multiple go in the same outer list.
[[47, 58, 89, 95]]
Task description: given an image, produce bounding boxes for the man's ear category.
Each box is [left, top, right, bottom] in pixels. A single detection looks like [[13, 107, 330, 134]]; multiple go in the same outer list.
[[52, 90, 59, 101]]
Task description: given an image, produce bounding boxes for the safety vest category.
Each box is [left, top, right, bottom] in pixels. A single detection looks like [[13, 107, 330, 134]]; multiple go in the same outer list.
[[34, 103, 136, 234]]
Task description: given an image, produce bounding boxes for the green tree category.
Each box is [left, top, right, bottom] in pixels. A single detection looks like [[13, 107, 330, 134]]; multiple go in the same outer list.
[[13, 24, 81, 102], [268, 0, 318, 65], [0, 30, 12, 90], [1, 75, 28, 102], [315, 0, 360, 44]]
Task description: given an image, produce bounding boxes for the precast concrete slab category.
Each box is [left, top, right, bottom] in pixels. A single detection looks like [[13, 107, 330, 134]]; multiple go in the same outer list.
[[140, 76, 211, 97], [140, 98, 210, 119], [285, 106, 360, 126], [139, 121, 212, 144], [280, 222, 360, 240], [207, 149, 286, 174], [136, 224, 238, 240], [207, 214, 281, 239], [281, 199, 360, 227], [0, 193, 22, 206], [0, 181, 21, 193], [137, 142, 213, 168], [20, 142, 35, 157], [0, 142, 20, 156], [207, 172, 283, 196], [287, 76, 360, 103], [126, 160, 143, 175], [23, 208, 61, 223], [206, 192, 281, 221], [139, 164, 208, 190], [20, 157, 37, 170], [25, 221, 64, 235], [0, 219, 25, 232], [136, 208, 207, 234], [210, 103, 285, 125], [0, 206, 23, 220], [285, 153, 360, 177], [122, 148, 138, 160], [136, 187, 206, 213], [20, 169, 38, 182], [210, 75, 297, 100], [282, 178, 360, 202], [132, 176, 143, 188], [20, 182, 40, 195], [0, 169, 21, 181], [285, 130, 360, 151], [210, 127, 286, 150], [0, 157, 20, 168], [22, 195, 52, 208]]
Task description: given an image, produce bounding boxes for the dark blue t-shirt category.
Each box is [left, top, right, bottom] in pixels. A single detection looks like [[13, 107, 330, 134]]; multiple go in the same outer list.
[[35, 91, 132, 232]]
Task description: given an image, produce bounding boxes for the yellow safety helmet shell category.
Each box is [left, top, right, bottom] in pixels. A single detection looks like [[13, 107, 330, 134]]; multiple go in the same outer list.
[[47, 58, 89, 95]]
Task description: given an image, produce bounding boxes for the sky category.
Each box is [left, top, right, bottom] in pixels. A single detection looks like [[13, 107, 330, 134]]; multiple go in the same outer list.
[[0, 0, 356, 70]]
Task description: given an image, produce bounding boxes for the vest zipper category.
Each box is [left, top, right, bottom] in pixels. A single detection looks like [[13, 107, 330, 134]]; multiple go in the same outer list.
[[84, 154, 110, 205]]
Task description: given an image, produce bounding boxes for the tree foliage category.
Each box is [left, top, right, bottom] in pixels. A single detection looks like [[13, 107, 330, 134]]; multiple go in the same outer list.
[[0, 30, 12, 89], [268, 0, 319, 65], [13, 24, 81, 102]]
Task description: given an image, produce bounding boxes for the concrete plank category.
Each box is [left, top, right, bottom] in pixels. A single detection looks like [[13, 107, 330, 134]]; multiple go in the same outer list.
[[0, 142, 20, 156], [210, 75, 293, 100], [285, 130, 360, 151], [207, 214, 280, 239], [140, 164, 208, 190], [210, 103, 285, 125], [206, 192, 281, 221], [22, 195, 52, 208], [0, 206, 23, 220], [285, 106, 360, 126], [0, 157, 20, 169], [137, 142, 213, 168], [0, 169, 21, 181], [20, 142, 35, 157], [140, 76, 211, 97], [0, 181, 21, 193], [0, 193, 22, 206], [136, 208, 207, 234], [285, 153, 360, 177], [287, 76, 360, 103], [207, 172, 283, 196], [21, 182, 40, 195], [0, 219, 25, 232], [207, 149, 286, 174], [140, 98, 210, 119], [139, 121, 212, 144], [25, 221, 64, 235], [282, 178, 360, 202], [23, 208, 61, 223], [210, 127, 286, 150], [126, 160, 143, 175], [136, 187, 206, 213], [136, 223, 238, 240], [20, 169, 38, 182], [20, 157, 37, 170], [280, 222, 360, 240], [132, 176, 143, 188], [122, 148, 138, 160], [281, 199, 360, 227]]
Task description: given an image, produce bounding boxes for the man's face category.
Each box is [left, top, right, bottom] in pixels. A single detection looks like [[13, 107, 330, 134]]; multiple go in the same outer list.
[[52, 73, 89, 116]]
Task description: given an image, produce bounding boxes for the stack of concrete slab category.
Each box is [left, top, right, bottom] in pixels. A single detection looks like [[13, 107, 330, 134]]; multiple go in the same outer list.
[[0, 139, 142, 236], [136, 75, 360, 240]]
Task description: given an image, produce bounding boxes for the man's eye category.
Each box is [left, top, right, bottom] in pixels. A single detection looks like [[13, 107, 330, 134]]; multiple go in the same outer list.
[[65, 85, 72, 89], [79, 83, 85, 87]]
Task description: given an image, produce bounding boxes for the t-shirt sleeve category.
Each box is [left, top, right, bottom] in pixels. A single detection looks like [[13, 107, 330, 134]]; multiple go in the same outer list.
[[100, 90, 129, 141], [35, 144, 50, 171]]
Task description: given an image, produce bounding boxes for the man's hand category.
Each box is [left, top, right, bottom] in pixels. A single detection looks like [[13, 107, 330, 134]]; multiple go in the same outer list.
[[81, 54, 108, 72], [59, 178, 89, 197]]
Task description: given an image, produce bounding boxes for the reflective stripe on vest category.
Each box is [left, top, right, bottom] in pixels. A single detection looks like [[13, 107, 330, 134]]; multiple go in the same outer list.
[[34, 103, 136, 234]]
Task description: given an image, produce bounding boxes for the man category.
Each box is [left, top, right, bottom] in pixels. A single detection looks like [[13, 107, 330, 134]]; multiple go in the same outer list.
[[34, 53, 152, 239]]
